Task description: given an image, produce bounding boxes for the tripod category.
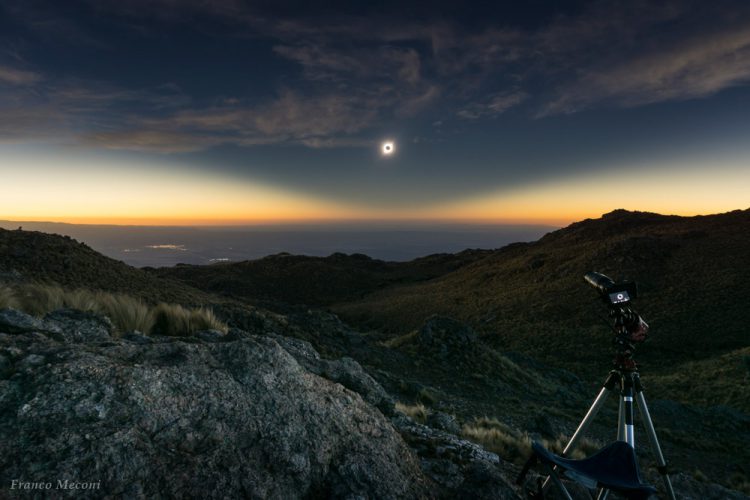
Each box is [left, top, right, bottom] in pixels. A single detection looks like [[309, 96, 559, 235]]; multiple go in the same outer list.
[[521, 273, 678, 499], [539, 358, 677, 499]]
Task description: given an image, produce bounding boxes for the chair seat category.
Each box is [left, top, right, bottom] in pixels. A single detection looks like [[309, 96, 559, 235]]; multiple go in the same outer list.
[[532, 441, 657, 498]]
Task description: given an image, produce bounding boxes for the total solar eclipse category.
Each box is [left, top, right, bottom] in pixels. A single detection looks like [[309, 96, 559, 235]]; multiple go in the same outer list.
[[381, 141, 395, 156]]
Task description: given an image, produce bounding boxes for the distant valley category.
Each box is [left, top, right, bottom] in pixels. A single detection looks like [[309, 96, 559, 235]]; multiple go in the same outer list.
[[0, 220, 556, 267]]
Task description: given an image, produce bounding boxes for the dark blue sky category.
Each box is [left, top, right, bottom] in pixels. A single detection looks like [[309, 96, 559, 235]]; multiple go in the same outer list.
[[1, 0, 749, 223]]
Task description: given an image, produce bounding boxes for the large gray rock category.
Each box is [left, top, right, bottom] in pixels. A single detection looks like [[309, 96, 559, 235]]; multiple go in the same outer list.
[[271, 333, 396, 415], [393, 415, 520, 499], [0, 308, 47, 334], [43, 308, 112, 343], [0, 328, 432, 499]]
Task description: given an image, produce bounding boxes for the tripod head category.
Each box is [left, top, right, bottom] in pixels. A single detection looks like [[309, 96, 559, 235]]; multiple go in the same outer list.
[[584, 272, 649, 371]]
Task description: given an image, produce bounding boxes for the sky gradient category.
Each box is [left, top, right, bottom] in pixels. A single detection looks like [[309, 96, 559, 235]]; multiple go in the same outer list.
[[1, 0, 750, 225]]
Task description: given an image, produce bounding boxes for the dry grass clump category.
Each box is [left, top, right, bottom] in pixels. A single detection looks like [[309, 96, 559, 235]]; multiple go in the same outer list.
[[14, 283, 65, 316], [0, 282, 226, 337], [461, 417, 533, 464], [381, 330, 418, 348], [542, 434, 601, 459], [461, 417, 602, 464], [96, 293, 155, 334], [0, 284, 19, 310], [395, 402, 429, 424], [150, 303, 227, 336]]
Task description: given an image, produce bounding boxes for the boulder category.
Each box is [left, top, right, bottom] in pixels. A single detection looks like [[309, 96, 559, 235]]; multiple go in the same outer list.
[[0, 325, 432, 499], [0, 308, 47, 334], [393, 415, 520, 498], [43, 308, 112, 343], [271, 333, 396, 415]]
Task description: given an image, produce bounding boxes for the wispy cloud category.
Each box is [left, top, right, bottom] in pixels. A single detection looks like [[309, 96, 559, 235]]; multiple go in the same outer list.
[[457, 91, 527, 120], [541, 22, 750, 115], [0, 65, 42, 85], [3, 0, 750, 153]]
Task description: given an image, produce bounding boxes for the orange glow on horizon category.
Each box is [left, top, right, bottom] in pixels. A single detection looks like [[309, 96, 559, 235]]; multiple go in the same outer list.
[[1, 148, 748, 227]]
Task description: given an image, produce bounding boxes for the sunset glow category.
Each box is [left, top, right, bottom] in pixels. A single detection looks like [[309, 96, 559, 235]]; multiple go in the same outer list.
[[1, 1, 749, 227]]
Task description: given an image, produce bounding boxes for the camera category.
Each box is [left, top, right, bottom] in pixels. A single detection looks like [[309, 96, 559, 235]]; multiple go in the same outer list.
[[584, 272, 638, 306], [585, 272, 648, 344]]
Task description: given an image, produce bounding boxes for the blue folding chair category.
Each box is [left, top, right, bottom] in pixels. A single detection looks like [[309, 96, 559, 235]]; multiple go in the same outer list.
[[517, 441, 657, 499]]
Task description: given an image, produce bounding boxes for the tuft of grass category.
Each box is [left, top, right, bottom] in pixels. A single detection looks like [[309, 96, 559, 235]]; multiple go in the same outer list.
[[417, 387, 438, 404], [96, 292, 155, 335], [189, 307, 227, 333], [151, 303, 227, 336], [14, 283, 65, 316], [0, 284, 19, 310], [542, 433, 601, 459], [381, 330, 418, 348], [728, 473, 750, 495], [395, 402, 429, 424], [461, 417, 602, 464], [461, 417, 532, 464], [692, 469, 708, 482], [0, 282, 226, 337]]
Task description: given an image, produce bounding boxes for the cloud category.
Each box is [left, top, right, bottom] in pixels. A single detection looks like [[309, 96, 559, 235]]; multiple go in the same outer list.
[[532, 1, 750, 115], [80, 129, 222, 153], [76, 89, 385, 152], [541, 22, 750, 115], [4, 0, 750, 153], [0, 65, 42, 85], [457, 91, 527, 119]]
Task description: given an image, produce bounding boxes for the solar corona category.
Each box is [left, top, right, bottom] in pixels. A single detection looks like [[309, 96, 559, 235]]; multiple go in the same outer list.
[[381, 141, 395, 156]]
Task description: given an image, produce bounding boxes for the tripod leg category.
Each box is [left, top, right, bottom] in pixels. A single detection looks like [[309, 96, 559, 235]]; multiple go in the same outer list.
[[617, 396, 625, 441], [541, 383, 614, 493], [634, 390, 677, 500], [564, 386, 611, 455], [541, 463, 574, 500], [622, 375, 635, 447]]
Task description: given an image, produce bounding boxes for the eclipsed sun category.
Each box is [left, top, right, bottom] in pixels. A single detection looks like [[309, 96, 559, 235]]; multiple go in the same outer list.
[[381, 141, 395, 156]]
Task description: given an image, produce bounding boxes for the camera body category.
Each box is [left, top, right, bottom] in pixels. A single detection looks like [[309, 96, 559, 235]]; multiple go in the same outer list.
[[584, 272, 648, 346], [584, 272, 638, 306]]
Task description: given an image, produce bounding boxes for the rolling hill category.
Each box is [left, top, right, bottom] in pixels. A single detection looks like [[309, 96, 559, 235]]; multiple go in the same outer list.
[[154, 209, 750, 410], [0, 227, 211, 305]]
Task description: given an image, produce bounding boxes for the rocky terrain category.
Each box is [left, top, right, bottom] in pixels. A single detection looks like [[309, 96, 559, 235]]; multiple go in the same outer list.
[[1, 211, 749, 498], [2, 306, 743, 499]]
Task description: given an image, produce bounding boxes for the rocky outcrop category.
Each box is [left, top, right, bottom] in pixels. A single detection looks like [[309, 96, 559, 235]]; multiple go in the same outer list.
[[270, 333, 395, 415], [0, 308, 431, 499], [393, 415, 518, 499], [417, 315, 478, 359]]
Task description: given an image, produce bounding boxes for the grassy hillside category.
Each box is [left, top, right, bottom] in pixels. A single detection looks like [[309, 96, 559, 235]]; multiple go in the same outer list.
[[151, 249, 492, 307], [0, 227, 212, 305], [333, 209, 750, 381], [151, 209, 750, 394]]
